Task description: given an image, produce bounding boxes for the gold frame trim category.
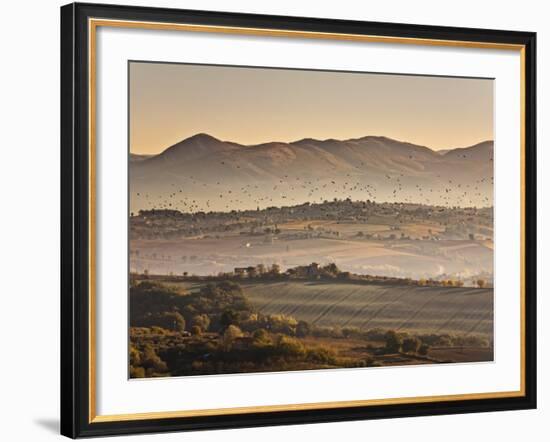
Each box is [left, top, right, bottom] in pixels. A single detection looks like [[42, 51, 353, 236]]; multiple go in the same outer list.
[[88, 18, 527, 424]]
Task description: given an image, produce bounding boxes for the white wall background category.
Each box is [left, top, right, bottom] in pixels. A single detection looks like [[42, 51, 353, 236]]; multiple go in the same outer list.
[[0, 0, 546, 440]]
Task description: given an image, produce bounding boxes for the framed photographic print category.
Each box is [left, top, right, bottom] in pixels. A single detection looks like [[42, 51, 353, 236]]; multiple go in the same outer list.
[[60, 2, 536, 438]]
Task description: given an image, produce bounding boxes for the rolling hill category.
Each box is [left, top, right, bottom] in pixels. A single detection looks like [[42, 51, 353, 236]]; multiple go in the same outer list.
[[175, 280, 493, 338], [130, 134, 494, 212], [243, 281, 493, 337]]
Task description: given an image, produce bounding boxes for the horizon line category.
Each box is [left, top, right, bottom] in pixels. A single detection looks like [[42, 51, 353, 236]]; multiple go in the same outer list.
[[130, 132, 495, 156], [131, 198, 494, 217]]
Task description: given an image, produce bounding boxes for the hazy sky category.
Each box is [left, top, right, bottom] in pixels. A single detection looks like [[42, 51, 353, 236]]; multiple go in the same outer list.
[[130, 61, 493, 155]]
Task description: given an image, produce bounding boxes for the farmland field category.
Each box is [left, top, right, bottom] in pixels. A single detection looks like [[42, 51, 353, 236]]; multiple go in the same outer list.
[[170, 280, 493, 338]]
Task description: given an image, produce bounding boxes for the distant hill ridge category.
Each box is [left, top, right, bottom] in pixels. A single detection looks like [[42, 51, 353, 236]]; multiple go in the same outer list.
[[130, 133, 494, 212], [142, 133, 492, 157]]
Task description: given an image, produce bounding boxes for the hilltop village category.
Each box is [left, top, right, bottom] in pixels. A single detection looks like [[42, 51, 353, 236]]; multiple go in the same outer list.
[[130, 199, 493, 242]]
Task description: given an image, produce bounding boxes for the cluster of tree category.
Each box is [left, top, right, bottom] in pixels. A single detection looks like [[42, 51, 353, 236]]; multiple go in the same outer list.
[[130, 280, 253, 336], [288, 324, 490, 354], [129, 280, 491, 378], [131, 282, 315, 339], [415, 332, 490, 348], [159, 329, 343, 377], [379, 329, 490, 356], [232, 263, 281, 279], [129, 281, 381, 376], [382, 330, 430, 356], [164, 262, 482, 289], [129, 343, 168, 378], [418, 278, 488, 288], [418, 278, 464, 287]]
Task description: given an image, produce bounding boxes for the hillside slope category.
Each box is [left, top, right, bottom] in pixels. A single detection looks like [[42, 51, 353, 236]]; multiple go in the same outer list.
[[242, 281, 493, 337], [130, 134, 494, 212]]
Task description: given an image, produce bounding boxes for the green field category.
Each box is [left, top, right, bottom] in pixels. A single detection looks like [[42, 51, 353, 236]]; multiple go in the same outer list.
[[171, 280, 493, 338]]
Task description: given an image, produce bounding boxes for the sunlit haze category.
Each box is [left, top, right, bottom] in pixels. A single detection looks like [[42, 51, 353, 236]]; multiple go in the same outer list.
[[129, 62, 493, 155]]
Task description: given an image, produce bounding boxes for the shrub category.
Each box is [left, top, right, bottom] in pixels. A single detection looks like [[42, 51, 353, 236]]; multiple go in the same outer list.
[[252, 328, 271, 345], [296, 320, 312, 338], [140, 344, 168, 374], [337, 271, 352, 280], [266, 314, 298, 336], [306, 346, 337, 365], [384, 330, 402, 353], [191, 314, 210, 332], [402, 337, 421, 353], [275, 335, 306, 360], [130, 366, 145, 378], [418, 344, 430, 356], [222, 325, 243, 350], [220, 309, 240, 331], [129, 344, 141, 366], [133, 311, 186, 333]]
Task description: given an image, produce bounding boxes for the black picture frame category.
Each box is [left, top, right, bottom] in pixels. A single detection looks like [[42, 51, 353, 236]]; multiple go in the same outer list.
[[61, 2, 537, 438]]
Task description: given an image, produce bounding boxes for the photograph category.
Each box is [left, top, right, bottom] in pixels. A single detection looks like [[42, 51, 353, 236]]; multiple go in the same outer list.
[[56, 2, 537, 437], [128, 62, 495, 378]]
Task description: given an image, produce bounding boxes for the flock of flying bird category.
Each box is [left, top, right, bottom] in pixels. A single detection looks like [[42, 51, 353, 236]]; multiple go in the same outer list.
[[133, 166, 494, 214]]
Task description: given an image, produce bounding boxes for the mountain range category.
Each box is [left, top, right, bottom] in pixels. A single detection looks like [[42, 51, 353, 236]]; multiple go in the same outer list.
[[130, 134, 493, 213]]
